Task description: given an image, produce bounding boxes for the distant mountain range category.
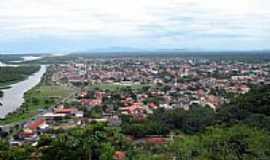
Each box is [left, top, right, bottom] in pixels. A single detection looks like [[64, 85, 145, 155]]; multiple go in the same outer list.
[[71, 47, 270, 55], [1, 47, 270, 56]]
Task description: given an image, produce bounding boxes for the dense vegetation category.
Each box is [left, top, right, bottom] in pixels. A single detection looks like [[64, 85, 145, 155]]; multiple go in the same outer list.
[[168, 125, 270, 160], [0, 124, 128, 160], [1, 86, 270, 159], [0, 66, 40, 87], [121, 105, 215, 137], [0, 124, 269, 160], [215, 85, 270, 131]]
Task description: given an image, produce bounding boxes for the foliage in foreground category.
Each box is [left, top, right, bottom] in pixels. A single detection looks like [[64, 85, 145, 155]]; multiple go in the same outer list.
[[1, 124, 269, 160], [169, 125, 270, 160], [1, 86, 270, 159]]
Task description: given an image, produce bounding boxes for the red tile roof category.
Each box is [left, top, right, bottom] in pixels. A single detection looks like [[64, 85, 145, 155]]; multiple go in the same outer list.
[[144, 137, 167, 144], [54, 108, 77, 114], [148, 102, 158, 109], [27, 118, 45, 130], [123, 103, 142, 111], [19, 131, 34, 138], [81, 99, 102, 106], [206, 95, 221, 106], [113, 151, 126, 160]]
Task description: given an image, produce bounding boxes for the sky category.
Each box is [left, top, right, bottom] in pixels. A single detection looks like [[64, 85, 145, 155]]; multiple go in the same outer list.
[[0, 0, 270, 54]]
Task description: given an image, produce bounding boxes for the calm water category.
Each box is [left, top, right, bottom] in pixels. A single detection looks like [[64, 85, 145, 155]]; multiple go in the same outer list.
[[0, 65, 47, 118], [10, 56, 42, 63]]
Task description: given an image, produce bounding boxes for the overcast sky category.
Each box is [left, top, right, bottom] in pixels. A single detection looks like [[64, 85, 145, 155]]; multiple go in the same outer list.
[[0, 0, 270, 53]]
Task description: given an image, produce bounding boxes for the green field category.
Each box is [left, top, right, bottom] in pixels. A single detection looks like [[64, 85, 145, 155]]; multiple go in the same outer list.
[[88, 83, 151, 92], [0, 85, 74, 124], [28, 85, 72, 98]]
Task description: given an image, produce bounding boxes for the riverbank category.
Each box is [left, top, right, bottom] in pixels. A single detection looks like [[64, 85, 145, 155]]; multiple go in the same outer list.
[[0, 66, 75, 124], [0, 85, 74, 124], [0, 86, 11, 98], [0, 65, 41, 88]]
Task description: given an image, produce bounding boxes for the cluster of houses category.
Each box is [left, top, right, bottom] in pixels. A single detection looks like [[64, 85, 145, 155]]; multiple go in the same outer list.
[[51, 58, 270, 109], [14, 104, 83, 145], [6, 57, 270, 153], [48, 57, 270, 117]]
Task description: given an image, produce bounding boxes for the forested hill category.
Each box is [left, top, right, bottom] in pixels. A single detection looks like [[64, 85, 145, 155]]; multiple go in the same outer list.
[[0, 65, 40, 87], [216, 85, 270, 130]]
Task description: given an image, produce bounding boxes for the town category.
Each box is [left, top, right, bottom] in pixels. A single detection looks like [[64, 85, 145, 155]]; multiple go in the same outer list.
[[1, 55, 270, 159]]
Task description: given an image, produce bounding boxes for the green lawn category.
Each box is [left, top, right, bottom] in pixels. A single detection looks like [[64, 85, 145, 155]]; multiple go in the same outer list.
[[27, 85, 72, 98], [0, 85, 74, 124], [88, 83, 151, 92]]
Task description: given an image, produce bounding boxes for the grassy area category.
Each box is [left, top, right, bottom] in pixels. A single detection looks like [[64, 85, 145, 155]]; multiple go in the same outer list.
[[88, 83, 151, 92], [0, 85, 74, 124], [28, 85, 72, 98]]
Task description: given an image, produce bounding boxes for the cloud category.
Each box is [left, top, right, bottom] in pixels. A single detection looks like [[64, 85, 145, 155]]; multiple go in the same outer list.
[[0, 0, 270, 53]]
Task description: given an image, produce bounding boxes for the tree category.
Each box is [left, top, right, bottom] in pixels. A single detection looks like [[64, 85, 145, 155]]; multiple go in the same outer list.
[[100, 143, 115, 160], [32, 97, 40, 105], [169, 125, 270, 160], [147, 105, 215, 134], [38, 123, 129, 160], [215, 85, 270, 131], [0, 140, 33, 160], [85, 107, 103, 118]]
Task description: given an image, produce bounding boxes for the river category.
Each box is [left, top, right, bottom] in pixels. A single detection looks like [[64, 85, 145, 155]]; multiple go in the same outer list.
[[0, 61, 18, 67], [0, 65, 47, 118]]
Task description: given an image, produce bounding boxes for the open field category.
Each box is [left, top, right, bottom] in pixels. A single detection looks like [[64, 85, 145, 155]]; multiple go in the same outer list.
[[87, 83, 152, 92]]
